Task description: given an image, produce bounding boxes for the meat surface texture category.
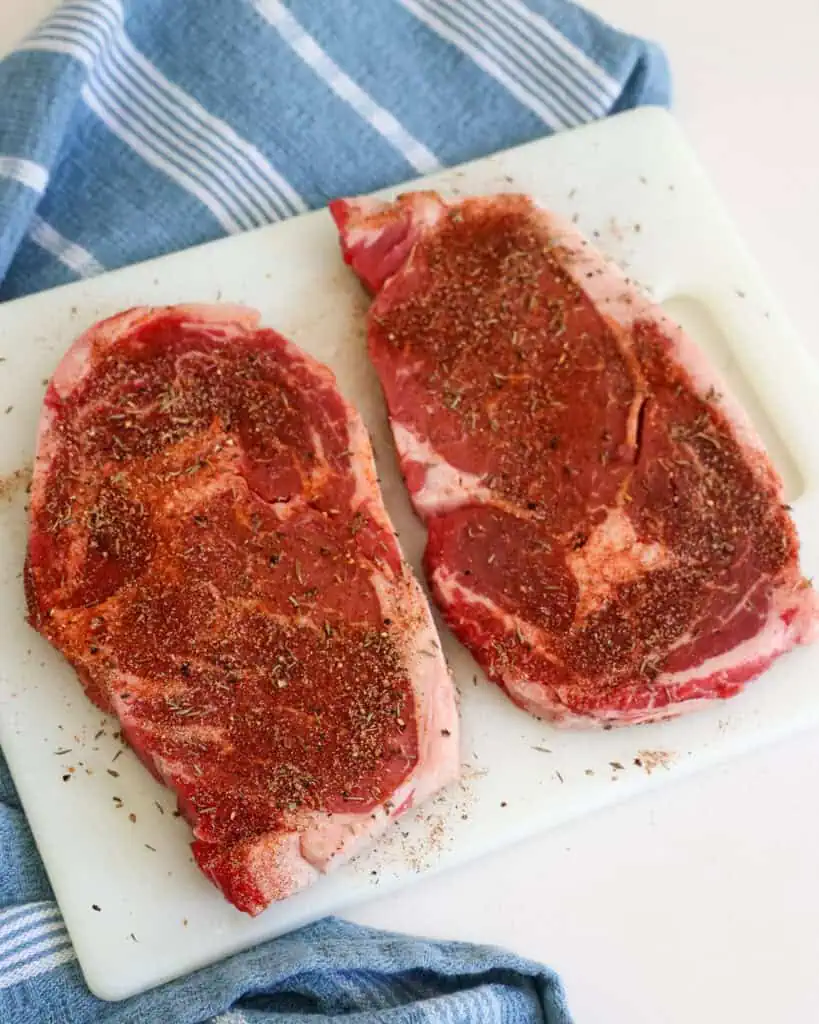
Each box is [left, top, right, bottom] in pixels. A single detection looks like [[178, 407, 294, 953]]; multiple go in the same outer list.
[[26, 305, 458, 914], [331, 192, 819, 727]]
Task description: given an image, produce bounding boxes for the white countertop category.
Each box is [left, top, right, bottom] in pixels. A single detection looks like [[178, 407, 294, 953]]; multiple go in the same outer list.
[[2, 3, 818, 1021]]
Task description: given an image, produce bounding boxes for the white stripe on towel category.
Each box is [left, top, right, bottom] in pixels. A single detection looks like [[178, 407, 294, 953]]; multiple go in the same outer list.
[[494, 0, 620, 99], [0, 907, 63, 949], [462, 0, 607, 118], [252, 0, 440, 174], [400, 0, 617, 128], [28, 215, 105, 277], [0, 919, 68, 962], [400, 0, 569, 129], [0, 930, 74, 976], [21, 0, 305, 233], [0, 943, 77, 991], [0, 157, 49, 193]]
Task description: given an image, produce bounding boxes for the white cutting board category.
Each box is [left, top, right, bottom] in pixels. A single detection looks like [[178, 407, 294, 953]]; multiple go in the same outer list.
[[2, 108, 819, 1001]]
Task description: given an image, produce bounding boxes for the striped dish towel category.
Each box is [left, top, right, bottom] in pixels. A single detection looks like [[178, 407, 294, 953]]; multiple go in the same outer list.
[[0, 0, 669, 302], [2, 741, 573, 1022], [0, 1, 669, 1021]]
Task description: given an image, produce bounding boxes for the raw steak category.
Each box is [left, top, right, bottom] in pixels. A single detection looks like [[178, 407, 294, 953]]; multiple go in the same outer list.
[[25, 305, 458, 914], [331, 192, 819, 727]]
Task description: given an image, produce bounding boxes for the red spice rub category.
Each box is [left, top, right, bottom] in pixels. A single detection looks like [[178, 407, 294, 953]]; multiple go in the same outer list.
[[332, 192, 819, 726], [26, 305, 458, 911]]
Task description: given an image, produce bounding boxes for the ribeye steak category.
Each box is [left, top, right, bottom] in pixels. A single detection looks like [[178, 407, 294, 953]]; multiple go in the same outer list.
[[25, 304, 458, 913], [331, 192, 819, 727]]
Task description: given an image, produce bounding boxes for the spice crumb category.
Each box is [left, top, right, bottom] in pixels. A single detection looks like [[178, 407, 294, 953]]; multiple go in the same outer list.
[[128, 813, 136, 823]]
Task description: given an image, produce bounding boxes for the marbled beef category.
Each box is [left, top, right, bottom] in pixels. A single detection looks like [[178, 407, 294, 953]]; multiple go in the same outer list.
[[331, 192, 819, 727], [25, 305, 458, 913]]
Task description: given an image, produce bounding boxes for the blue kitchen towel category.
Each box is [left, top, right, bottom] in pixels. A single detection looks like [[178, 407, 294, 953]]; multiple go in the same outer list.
[[0, 0, 669, 1020], [0, 750, 573, 1024], [0, 0, 669, 303]]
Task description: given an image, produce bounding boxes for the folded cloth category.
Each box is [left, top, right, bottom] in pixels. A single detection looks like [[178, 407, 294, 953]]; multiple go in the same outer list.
[[1, 751, 574, 1024], [0, 0, 669, 302], [0, 1, 669, 1020]]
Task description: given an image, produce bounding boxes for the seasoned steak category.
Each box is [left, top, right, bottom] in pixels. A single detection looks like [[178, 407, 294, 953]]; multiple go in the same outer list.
[[331, 192, 819, 727], [25, 305, 458, 913]]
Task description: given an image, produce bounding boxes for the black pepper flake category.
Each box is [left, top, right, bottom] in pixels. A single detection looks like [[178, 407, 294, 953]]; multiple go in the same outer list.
[[91, 904, 101, 912]]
